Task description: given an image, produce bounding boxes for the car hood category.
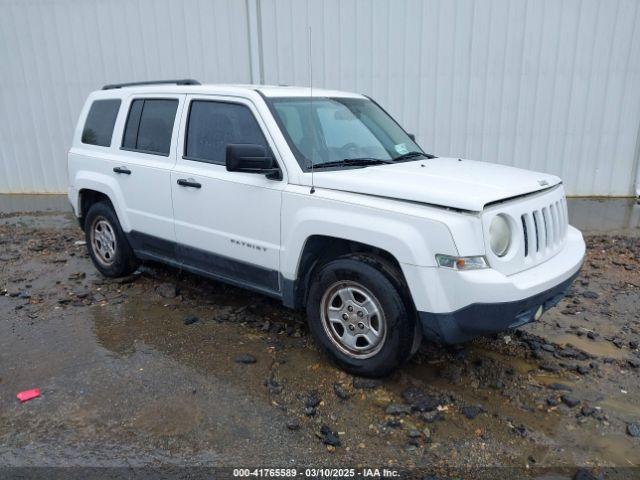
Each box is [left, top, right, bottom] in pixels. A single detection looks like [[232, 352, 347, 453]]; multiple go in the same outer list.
[[310, 157, 562, 212]]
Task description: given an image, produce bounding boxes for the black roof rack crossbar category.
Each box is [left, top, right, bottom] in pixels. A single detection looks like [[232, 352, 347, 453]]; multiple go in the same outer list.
[[102, 79, 201, 90]]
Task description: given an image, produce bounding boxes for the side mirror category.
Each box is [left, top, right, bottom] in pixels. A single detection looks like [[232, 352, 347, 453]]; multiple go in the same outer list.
[[226, 144, 281, 180], [408, 133, 416, 142]]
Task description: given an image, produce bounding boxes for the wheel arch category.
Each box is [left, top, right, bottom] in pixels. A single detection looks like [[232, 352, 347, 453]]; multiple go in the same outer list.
[[282, 235, 414, 312], [73, 173, 130, 231], [77, 189, 113, 229]]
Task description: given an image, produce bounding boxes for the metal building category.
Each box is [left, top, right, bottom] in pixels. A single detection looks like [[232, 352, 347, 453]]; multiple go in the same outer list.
[[1, 0, 639, 196]]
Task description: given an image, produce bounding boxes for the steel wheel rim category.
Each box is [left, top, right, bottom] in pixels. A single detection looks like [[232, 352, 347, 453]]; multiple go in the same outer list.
[[320, 280, 387, 359], [90, 217, 117, 266]]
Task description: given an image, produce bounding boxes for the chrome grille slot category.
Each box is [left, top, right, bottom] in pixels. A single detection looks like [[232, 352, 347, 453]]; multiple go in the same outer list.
[[523, 213, 536, 256], [549, 204, 556, 243], [534, 210, 545, 251], [542, 207, 551, 247], [521, 215, 528, 257], [555, 202, 562, 241], [561, 198, 568, 237]]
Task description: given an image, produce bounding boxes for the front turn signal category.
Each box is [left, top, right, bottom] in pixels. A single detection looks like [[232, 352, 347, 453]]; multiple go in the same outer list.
[[435, 254, 488, 270]]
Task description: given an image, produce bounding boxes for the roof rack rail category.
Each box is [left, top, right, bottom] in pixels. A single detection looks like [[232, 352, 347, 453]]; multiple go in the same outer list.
[[102, 79, 201, 90]]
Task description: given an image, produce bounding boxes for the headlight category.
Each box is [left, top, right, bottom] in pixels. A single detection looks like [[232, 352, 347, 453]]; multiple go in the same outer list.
[[489, 214, 511, 257], [435, 254, 488, 270]]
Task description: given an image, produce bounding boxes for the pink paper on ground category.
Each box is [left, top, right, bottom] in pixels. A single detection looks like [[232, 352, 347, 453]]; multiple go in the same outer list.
[[17, 388, 41, 402]]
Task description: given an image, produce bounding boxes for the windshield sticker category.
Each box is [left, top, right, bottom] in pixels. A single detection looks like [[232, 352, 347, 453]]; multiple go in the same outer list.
[[395, 143, 409, 155]]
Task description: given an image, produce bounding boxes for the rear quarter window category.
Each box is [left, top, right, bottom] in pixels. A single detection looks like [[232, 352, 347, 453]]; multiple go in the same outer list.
[[121, 98, 178, 156], [81, 99, 121, 147]]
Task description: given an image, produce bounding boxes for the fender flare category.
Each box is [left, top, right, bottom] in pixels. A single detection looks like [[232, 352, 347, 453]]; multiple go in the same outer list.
[[281, 206, 457, 281], [73, 171, 131, 232]]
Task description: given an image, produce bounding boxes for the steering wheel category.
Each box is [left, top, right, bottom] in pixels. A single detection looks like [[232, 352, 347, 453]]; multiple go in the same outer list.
[[339, 142, 360, 158]]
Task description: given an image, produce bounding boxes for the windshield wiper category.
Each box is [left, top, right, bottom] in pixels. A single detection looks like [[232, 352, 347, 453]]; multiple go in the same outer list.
[[311, 158, 393, 169], [393, 151, 437, 161]]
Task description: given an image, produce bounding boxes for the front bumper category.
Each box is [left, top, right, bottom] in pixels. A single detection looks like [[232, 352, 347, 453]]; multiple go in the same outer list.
[[403, 225, 585, 344], [418, 268, 579, 344]]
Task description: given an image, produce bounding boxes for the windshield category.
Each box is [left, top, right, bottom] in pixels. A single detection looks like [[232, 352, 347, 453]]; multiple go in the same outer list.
[[269, 97, 424, 170]]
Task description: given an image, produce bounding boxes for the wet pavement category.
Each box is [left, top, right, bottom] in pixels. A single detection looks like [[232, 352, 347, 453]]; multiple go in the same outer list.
[[0, 195, 639, 478]]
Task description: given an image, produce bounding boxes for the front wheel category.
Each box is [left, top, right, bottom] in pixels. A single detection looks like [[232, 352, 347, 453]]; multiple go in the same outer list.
[[306, 255, 418, 377]]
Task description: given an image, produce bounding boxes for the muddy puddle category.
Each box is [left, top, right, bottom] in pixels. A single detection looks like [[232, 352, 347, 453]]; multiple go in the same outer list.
[[1, 208, 639, 475], [552, 334, 631, 361]]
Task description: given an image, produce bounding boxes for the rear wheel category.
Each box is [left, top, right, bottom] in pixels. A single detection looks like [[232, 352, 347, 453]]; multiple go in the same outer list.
[[306, 255, 418, 377], [84, 201, 138, 277]]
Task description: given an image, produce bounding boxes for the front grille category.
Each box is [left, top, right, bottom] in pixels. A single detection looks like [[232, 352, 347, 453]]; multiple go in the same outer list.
[[520, 197, 568, 258], [483, 185, 569, 276]]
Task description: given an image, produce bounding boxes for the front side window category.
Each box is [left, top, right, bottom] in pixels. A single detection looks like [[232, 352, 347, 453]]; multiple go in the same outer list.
[[270, 97, 424, 170], [81, 99, 121, 146], [122, 98, 178, 156], [184, 100, 268, 164]]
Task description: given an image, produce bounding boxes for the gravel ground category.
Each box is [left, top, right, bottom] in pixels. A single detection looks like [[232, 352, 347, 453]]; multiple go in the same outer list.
[[0, 208, 639, 479]]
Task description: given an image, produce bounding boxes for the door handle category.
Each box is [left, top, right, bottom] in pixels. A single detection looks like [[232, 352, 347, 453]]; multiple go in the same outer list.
[[113, 166, 131, 175], [177, 178, 202, 189]]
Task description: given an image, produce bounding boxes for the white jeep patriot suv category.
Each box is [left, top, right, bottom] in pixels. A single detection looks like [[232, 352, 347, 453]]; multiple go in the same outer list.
[[68, 79, 585, 377]]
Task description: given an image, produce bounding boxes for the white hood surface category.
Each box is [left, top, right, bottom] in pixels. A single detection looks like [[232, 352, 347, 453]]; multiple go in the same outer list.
[[311, 158, 562, 212]]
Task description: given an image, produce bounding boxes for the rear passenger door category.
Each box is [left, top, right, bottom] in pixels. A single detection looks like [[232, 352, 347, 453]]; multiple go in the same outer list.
[[170, 95, 285, 296], [112, 94, 185, 258]]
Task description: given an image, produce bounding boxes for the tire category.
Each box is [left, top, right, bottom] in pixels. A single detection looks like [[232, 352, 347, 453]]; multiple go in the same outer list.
[[84, 201, 139, 277], [306, 254, 418, 377]]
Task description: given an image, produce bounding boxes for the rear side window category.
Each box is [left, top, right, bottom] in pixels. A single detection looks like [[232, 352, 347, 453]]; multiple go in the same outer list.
[[81, 99, 121, 146], [122, 99, 178, 156], [185, 100, 268, 164]]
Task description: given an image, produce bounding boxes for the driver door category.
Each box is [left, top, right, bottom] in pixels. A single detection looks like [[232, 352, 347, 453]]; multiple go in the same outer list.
[[170, 95, 285, 297]]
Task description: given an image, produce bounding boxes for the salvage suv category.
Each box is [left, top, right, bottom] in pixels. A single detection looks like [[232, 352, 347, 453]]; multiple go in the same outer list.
[[68, 79, 585, 376]]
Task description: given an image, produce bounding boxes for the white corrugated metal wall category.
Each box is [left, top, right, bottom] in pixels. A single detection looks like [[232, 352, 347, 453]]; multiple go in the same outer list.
[[0, 0, 252, 193], [1, 0, 640, 196]]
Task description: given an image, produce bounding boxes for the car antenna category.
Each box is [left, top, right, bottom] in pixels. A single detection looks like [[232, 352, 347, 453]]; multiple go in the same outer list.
[[308, 24, 315, 194]]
